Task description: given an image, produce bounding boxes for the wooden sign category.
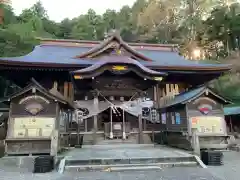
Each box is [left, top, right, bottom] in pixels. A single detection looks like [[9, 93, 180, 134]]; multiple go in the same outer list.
[[74, 75, 82, 79], [113, 123, 122, 130], [112, 65, 127, 71], [154, 77, 163, 81], [191, 117, 198, 128], [190, 116, 223, 134]]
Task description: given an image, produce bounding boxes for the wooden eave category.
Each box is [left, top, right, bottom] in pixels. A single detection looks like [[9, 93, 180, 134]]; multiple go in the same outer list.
[[6, 78, 73, 108], [182, 87, 232, 105], [161, 86, 232, 109], [71, 57, 166, 79], [0, 58, 232, 72]]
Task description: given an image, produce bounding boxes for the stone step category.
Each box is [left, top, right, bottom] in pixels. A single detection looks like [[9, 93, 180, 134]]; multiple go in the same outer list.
[[82, 143, 154, 149], [64, 161, 198, 172], [65, 156, 196, 167]]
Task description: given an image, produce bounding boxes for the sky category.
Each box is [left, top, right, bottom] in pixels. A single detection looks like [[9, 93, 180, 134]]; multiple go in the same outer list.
[[12, 0, 136, 22]]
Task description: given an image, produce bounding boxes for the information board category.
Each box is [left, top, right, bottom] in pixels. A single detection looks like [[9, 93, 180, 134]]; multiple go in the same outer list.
[[190, 116, 223, 134]]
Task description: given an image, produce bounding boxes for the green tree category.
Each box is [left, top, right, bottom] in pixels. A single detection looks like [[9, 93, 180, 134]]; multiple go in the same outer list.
[[0, 4, 16, 27]]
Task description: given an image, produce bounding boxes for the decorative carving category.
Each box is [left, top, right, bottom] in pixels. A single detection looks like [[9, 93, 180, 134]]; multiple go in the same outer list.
[[25, 103, 43, 115], [193, 97, 215, 115], [19, 95, 50, 104]]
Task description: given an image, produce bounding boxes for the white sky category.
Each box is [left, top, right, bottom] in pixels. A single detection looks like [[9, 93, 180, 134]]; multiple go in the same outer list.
[[12, 0, 136, 22]]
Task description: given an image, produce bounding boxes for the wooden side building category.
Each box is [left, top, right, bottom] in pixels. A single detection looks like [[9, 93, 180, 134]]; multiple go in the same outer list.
[[158, 86, 231, 150]]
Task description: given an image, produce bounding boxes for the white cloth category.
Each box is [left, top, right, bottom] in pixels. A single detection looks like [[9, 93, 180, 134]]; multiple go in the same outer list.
[[74, 98, 156, 122]]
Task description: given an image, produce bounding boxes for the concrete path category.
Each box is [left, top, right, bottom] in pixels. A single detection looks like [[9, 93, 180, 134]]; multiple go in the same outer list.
[[208, 151, 240, 180], [1, 147, 240, 179], [63, 145, 193, 161], [0, 167, 222, 180]]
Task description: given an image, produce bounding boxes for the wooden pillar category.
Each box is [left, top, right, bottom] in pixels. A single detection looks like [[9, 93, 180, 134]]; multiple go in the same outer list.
[[143, 119, 146, 131], [68, 82, 74, 102], [122, 109, 126, 139], [153, 86, 157, 102], [192, 128, 200, 156], [84, 119, 88, 132], [64, 82, 69, 99], [110, 106, 113, 139], [229, 116, 233, 133], [175, 84, 179, 95], [93, 93, 99, 144], [53, 81, 58, 90], [138, 114, 143, 144], [51, 103, 60, 156], [166, 84, 170, 96], [156, 84, 160, 108]]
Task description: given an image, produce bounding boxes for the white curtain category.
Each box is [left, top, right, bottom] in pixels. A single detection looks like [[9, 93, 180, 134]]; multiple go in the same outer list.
[[74, 98, 155, 122]]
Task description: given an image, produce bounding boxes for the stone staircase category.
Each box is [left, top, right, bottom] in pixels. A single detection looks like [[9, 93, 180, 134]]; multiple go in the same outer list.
[[82, 134, 104, 145], [59, 143, 200, 173], [143, 134, 152, 144]]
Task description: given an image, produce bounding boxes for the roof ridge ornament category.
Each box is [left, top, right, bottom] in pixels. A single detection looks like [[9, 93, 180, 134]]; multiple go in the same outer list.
[[75, 29, 153, 61]]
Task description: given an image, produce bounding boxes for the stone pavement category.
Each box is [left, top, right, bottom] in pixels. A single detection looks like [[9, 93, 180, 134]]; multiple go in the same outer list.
[[63, 144, 193, 160], [0, 167, 223, 180], [208, 151, 240, 180], [0, 150, 240, 180]]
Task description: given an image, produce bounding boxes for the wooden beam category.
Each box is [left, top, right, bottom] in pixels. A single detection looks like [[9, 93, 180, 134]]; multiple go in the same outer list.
[[68, 82, 74, 101], [64, 82, 69, 99], [53, 81, 58, 90]]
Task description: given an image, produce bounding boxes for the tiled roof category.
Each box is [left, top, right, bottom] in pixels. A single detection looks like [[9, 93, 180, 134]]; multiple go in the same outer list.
[[2, 78, 74, 108], [161, 86, 231, 108], [0, 45, 230, 69], [224, 106, 240, 116]]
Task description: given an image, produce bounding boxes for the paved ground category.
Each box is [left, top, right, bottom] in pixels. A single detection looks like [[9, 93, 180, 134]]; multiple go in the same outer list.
[[0, 150, 239, 180], [64, 144, 193, 160], [208, 151, 240, 180], [0, 167, 223, 180]]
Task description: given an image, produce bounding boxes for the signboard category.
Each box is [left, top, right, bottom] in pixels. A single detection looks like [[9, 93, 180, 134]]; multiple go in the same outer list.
[[175, 113, 181, 124], [13, 117, 55, 138], [113, 123, 122, 130], [161, 113, 166, 124], [190, 116, 223, 134]]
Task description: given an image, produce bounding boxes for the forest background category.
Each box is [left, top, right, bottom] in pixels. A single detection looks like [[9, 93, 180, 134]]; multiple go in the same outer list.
[[0, 0, 240, 103]]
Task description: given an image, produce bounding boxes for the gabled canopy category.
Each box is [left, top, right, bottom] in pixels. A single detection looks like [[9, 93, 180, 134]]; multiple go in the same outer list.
[[160, 86, 232, 108], [71, 56, 167, 80], [4, 78, 74, 108], [75, 31, 154, 61]]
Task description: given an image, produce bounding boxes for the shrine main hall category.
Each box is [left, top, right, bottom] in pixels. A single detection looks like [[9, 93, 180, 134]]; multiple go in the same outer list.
[[0, 32, 232, 155]]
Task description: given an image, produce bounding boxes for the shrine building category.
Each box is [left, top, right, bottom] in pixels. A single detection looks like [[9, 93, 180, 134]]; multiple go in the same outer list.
[[0, 32, 232, 155]]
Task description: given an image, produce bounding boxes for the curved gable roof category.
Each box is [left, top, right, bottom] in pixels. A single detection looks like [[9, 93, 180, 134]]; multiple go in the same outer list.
[[161, 86, 232, 108], [0, 33, 232, 71]]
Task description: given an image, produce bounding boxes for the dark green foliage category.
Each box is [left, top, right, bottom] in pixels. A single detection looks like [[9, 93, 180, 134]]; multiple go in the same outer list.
[[0, 0, 240, 100]]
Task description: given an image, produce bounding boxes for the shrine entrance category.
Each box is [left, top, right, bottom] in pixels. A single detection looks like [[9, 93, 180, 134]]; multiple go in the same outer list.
[[71, 56, 166, 145], [100, 106, 141, 140]]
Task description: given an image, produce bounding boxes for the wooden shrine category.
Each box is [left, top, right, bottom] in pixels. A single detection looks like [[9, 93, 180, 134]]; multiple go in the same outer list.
[[4, 79, 74, 156], [0, 31, 232, 153]]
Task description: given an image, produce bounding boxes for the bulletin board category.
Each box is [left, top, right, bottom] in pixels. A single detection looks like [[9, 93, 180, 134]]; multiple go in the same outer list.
[[190, 116, 223, 134]]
